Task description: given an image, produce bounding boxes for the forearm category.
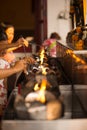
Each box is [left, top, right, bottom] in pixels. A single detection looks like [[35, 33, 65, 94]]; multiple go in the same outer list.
[[6, 44, 22, 52], [0, 44, 9, 51], [0, 57, 28, 79], [0, 43, 20, 51], [0, 67, 19, 79]]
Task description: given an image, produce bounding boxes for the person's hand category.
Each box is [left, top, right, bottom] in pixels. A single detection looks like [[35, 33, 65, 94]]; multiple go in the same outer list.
[[25, 36, 34, 42], [13, 59, 28, 72], [26, 56, 35, 64], [5, 38, 29, 53], [13, 57, 35, 74], [24, 56, 36, 74], [16, 37, 29, 47]]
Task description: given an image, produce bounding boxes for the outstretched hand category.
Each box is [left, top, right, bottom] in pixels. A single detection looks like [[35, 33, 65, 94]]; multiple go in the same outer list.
[[13, 59, 28, 72], [13, 56, 35, 74], [16, 37, 29, 47]]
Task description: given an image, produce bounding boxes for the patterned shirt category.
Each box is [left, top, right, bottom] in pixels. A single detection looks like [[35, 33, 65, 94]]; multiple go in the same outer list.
[[0, 59, 10, 107], [42, 39, 57, 57]]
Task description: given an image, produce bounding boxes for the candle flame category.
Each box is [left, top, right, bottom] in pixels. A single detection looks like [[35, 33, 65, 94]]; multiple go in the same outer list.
[[66, 49, 86, 64], [37, 79, 46, 103], [40, 49, 45, 64], [34, 79, 47, 103], [34, 83, 39, 91]]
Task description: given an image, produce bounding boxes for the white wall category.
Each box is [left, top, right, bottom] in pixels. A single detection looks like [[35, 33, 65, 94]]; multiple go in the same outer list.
[[47, 0, 72, 45], [85, 0, 87, 24]]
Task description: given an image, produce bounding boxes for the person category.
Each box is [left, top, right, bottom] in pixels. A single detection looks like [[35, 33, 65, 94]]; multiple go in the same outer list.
[[0, 22, 29, 63], [42, 32, 61, 57], [50, 32, 61, 40], [0, 23, 29, 99], [0, 47, 35, 118], [0, 22, 28, 60], [0, 22, 15, 44], [0, 57, 35, 118], [0, 30, 35, 118], [0, 31, 35, 78], [0, 26, 26, 60]]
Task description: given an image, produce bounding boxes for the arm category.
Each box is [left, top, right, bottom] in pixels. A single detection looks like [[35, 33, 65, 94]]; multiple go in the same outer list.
[[0, 56, 35, 79], [0, 38, 29, 52], [0, 41, 19, 51], [0, 59, 27, 79], [6, 38, 29, 52], [0, 68, 18, 79]]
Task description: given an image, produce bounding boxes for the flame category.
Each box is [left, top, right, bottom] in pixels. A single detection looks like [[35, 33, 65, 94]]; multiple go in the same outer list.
[[40, 49, 45, 64], [66, 49, 86, 64], [39, 48, 47, 75], [34, 79, 47, 103], [39, 65, 47, 75], [34, 83, 39, 91], [33, 49, 48, 103], [37, 79, 47, 103], [42, 67, 47, 75]]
